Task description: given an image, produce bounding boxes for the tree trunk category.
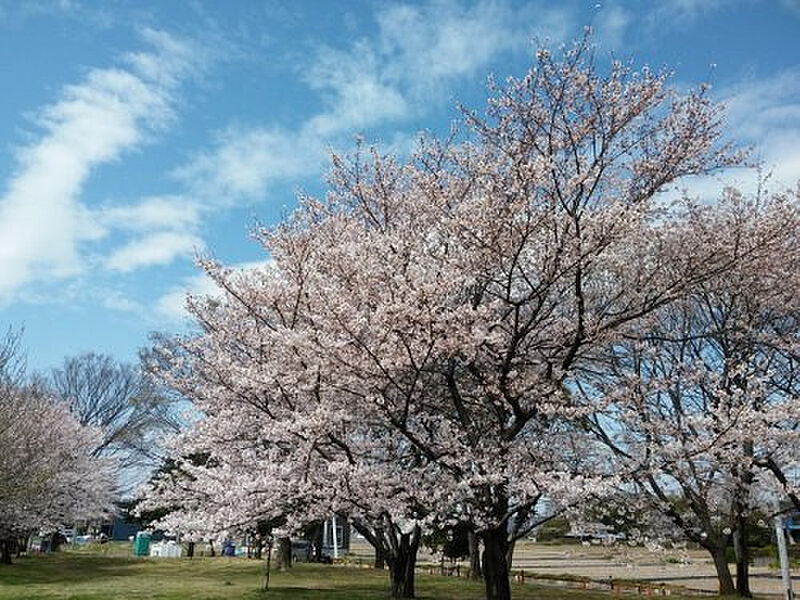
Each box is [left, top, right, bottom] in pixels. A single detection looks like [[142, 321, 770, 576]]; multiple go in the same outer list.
[[208, 540, 215, 557], [386, 528, 419, 599], [709, 545, 736, 596], [351, 521, 385, 569], [505, 539, 516, 573], [468, 531, 482, 580], [262, 540, 272, 591], [374, 544, 386, 569], [276, 536, 292, 570], [310, 522, 324, 562], [0, 539, 12, 565], [481, 527, 512, 600], [186, 541, 195, 558], [351, 519, 419, 597], [733, 520, 752, 597], [732, 445, 754, 597]]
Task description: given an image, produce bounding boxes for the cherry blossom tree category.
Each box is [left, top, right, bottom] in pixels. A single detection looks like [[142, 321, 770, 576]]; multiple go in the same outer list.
[[582, 187, 800, 596], [140, 264, 439, 597], [0, 332, 116, 564], [145, 36, 754, 600], [260, 38, 745, 600]]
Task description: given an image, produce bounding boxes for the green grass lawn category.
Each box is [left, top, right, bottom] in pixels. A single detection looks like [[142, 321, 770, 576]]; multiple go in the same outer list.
[[0, 547, 700, 600]]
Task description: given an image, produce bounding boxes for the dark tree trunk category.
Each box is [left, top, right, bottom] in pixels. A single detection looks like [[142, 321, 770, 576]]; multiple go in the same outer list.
[[374, 544, 386, 569], [732, 445, 754, 597], [262, 540, 272, 591], [186, 541, 195, 558], [709, 544, 736, 596], [386, 528, 420, 599], [351, 522, 385, 569], [468, 531, 482, 580], [481, 527, 512, 600], [733, 520, 752, 597], [277, 536, 292, 570], [0, 539, 12, 564], [208, 540, 215, 557], [351, 519, 419, 598], [505, 539, 516, 573], [310, 522, 324, 562]]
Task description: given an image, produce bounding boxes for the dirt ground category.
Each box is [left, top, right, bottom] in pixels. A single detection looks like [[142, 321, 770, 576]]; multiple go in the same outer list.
[[348, 538, 799, 597]]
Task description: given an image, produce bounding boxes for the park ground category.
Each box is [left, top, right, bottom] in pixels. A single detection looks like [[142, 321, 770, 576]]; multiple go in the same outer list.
[[0, 541, 796, 599], [0, 543, 695, 600]]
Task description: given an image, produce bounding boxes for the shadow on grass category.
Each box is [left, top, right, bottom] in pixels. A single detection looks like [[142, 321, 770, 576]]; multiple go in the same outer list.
[[0, 555, 141, 586], [238, 587, 389, 600], [0, 554, 260, 588]]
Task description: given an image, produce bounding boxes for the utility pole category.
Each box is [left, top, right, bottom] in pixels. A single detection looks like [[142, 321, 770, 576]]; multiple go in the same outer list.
[[332, 515, 339, 559], [775, 516, 795, 600]]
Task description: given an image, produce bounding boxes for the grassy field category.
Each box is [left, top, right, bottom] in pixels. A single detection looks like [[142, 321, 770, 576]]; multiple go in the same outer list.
[[0, 546, 702, 600]]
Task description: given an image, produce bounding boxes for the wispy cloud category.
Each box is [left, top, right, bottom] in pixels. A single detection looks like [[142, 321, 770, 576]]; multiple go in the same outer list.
[[106, 231, 204, 273], [154, 259, 271, 322], [0, 28, 203, 302], [591, 4, 631, 49], [723, 68, 800, 186], [643, 0, 756, 31], [100, 195, 201, 233], [174, 126, 324, 201], [671, 67, 800, 200], [176, 0, 567, 204], [0, 0, 116, 28]]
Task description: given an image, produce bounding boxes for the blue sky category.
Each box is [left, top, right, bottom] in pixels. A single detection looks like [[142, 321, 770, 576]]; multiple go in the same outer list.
[[1, 0, 799, 373]]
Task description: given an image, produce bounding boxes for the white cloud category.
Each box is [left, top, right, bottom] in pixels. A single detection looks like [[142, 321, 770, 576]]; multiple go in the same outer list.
[[174, 126, 324, 201], [96, 288, 143, 313], [1, 0, 115, 28], [375, 1, 525, 88], [101, 195, 201, 232], [304, 43, 409, 137], [592, 4, 631, 49], [653, 0, 733, 21], [154, 272, 218, 323], [644, 0, 757, 31], [106, 231, 204, 273], [177, 0, 568, 204], [670, 67, 800, 200], [0, 29, 202, 301], [154, 259, 272, 322], [721, 69, 800, 187]]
